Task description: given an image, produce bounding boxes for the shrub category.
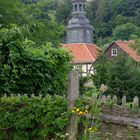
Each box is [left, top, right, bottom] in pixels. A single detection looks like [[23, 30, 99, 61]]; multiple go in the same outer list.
[[0, 25, 71, 95], [0, 95, 70, 140]]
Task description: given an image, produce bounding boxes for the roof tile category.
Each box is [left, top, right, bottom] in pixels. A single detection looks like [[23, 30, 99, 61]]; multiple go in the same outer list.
[[115, 41, 140, 62], [63, 43, 100, 64]]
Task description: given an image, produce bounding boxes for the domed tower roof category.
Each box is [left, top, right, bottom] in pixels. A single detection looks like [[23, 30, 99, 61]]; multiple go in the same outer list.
[[66, 0, 94, 43]]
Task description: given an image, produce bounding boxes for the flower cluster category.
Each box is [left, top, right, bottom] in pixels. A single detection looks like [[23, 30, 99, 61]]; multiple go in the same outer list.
[[71, 107, 88, 116], [88, 126, 98, 133]]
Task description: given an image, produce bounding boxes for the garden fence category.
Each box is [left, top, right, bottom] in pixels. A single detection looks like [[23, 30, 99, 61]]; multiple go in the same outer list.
[[67, 71, 140, 140]]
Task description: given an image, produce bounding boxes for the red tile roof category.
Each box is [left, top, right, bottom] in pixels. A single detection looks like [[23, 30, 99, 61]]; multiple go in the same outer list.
[[106, 41, 140, 62], [63, 43, 100, 64]]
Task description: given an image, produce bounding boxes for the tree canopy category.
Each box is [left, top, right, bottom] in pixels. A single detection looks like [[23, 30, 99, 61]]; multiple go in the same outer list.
[[93, 53, 140, 101], [53, 0, 140, 46], [0, 0, 72, 96]]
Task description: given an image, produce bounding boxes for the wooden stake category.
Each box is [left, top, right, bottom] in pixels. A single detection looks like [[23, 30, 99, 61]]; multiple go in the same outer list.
[[66, 71, 79, 140]]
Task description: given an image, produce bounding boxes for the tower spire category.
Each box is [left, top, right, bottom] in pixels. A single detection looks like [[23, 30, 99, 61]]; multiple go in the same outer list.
[[66, 0, 94, 44]]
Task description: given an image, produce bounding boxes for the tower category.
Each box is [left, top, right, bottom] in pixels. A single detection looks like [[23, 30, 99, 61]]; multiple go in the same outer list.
[[66, 0, 94, 43], [63, 0, 99, 77]]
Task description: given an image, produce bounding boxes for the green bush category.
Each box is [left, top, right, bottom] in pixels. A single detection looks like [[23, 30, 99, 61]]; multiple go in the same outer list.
[[0, 25, 71, 95], [0, 95, 70, 140]]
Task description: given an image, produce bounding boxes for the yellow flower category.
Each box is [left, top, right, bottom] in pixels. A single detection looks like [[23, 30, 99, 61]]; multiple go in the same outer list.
[[79, 111, 83, 115], [73, 107, 76, 110], [83, 112, 86, 115], [88, 127, 98, 133], [76, 108, 80, 112], [84, 110, 88, 113], [94, 128, 97, 131], [71, 109, 75, 113], [88, 128, 92, 131]]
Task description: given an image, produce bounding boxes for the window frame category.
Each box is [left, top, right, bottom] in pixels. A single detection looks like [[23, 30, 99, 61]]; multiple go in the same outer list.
[[74, 5, 78, 12], [111, 48, 118, 56], [79, 4, 82, 11]]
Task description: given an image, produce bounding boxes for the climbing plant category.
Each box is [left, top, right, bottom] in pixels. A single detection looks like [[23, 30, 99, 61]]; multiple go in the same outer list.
[[0, 24, 71, 95]]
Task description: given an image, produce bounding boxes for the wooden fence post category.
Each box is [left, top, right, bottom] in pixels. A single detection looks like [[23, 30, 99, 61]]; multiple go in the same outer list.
[[66, 71, 79, 140]]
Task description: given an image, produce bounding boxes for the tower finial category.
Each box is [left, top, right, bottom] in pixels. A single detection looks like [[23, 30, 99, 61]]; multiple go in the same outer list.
[[71, 0, 86, 13]]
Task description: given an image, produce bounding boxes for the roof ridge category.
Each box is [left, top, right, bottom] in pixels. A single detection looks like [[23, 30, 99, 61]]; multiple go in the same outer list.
[[116, 41, 140, 62], [83, 44, 95, 61]]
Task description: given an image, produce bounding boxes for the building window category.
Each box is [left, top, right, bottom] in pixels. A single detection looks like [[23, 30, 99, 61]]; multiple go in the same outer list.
[[79, 4, 82, 11], [83, 4, 85, 10], [111, 49, 118, 56], [74, 65, 82, 71], [75, 5, 77, 12]]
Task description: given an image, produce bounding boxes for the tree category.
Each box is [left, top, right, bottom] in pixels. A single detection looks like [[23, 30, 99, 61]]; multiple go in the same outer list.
[[109, 0, 140, 17], [135, 10, 140, 26], [0, 0, 65, 46], [93, 53, 140, 101], [92, 54, 109, 88], [85, 0, 140, 46], [95, 0, 111, 22], [131, 66, 140, 98], [114, 15, 133, 26], [113, 23, 140, 40], [106, 54, 134, 100], [129, 38, 140, 55], [21, 0, 66, 46], [55, 0, 72, 24], [0, 0, 28, 27], [0, 25, 71, 95]]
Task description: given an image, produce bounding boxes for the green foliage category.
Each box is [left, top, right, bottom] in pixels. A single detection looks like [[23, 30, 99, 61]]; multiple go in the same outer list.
[[113, 23, 140, 40], [106, 54, 133, 99], [84, 0, 140, 46], [0, 25, 71, 95], [135, 10, 140, 26], [1, 0, 140, 47], [114, 15, 133, 26], [0, 0, 65, 46], [74, 86, 101, 140], [93, 53, 140, 101], [55, 0, 72, 24], [92, 55, 109, 89], [79, 76, 93, 95], [0, 86, 101, 140], [136, 129, 140, 140], [95, 0, 111, 23], [0, 95, 70, 140], [0, 0, 28, 27], [109, 0, 140, 17], [130, 38, 140, 55]]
